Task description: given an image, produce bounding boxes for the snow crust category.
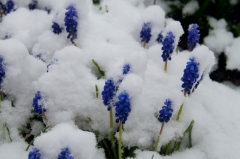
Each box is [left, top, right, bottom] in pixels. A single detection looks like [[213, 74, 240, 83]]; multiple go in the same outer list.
[[182, 0, 199, 15]]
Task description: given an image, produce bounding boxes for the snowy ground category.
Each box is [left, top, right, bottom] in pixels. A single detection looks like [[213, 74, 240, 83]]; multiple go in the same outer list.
[[0, 0, 240, 159]]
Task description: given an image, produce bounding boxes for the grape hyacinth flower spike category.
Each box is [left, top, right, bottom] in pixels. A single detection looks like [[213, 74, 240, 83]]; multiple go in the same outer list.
[[115, 91, 131, 159], [156, 32, 163, 43], [162, 32, 175, 72], [140, 22, 152, 48], [181, 58, 200, 96], [101, 79, 117, 159], [65, 4, 78, 45], [5, 0, 14, 14], [32, 91, 48, 124], [0, 56, 5, 101], [187, 24, 200, 51], [52, 22, 62, 34], [28, 148, 41, 159], [58, 148, 74, 159], [154, 99, 173, 151]]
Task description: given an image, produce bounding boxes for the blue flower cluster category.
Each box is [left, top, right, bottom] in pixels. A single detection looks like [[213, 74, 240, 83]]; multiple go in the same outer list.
[[123, 64, 130, 75], [29, 0, 38, 10], [102, 79, 116, 111], [161, 32, 175, 62], [115, 91, 131, 124], [52, 22, 62, 34], [140, 22, 152, 44], [28, 148, 41, 159], [158, 99, 173, 123], [65, 5, 78, 43], [156, 32, 163, 43], [187, 24, 200, 51], [181, 58, 200, 95], [32, 91, 46, 114], [0, 56, 5, 85], [5, 0, 14, 14], [58, 148, 74, 159]]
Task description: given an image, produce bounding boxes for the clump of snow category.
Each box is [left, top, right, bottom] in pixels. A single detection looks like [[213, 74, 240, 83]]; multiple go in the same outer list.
[[33, 122, 105, 159], [225, 38, 240, 70], [182, 0, 199, 15], [204, 17, 234, 53]]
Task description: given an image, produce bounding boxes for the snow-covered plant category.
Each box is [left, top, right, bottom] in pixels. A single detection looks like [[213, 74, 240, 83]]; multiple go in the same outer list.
[[187, 24, 200, 51], [58, 148, 74, 159], [140, 22, 152, 48], [162, 32, 175, 72], [181, 58, 200, 96], [32, 91, 45, 115], [65, 4, 78, 45], [28, 148, 41, 159], [154, 99, 173, 151], [5, 0, 14, 14], [156, 32, 163, 43], [52, 22, 62, 35]]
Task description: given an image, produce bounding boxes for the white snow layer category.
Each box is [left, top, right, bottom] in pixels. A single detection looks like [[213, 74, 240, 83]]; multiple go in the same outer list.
[[0, 0, 239, 159], [182, 0, 199, 15], [225, 38, 240, 70]]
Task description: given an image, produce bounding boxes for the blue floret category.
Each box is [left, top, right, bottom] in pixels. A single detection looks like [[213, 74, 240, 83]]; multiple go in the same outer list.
[[187, 24, 200, 51], [156, 32, 163, 43], [58, 148, 74, 159], [161, 32, 175, 62], [123, 64, 130, 75], [0, 56, 5, 85], [32, 91, 46, 114], [29, 0, 38, 10], [52, 22, 62, 34], [181, 58, 200, 95], [5, 0, 14, 14], [158, 99, 173, 123], [65, 4, 78, 44], [115, 91, 131, 124], [28, 148, 41, 159], [102, 79, 116, 111], [140, 22, 152, 44]]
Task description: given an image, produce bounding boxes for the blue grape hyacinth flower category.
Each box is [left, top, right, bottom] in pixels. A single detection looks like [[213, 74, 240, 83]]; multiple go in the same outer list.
[[52, 22, 62, 34], [29, 0, 38, 10], [123, 64, 130, 75], [187, 24, 200, 51], [58, 148, 74, 159], [156, 32, 163, 43], [0, 56, 5, 85], [5, 0, 14, 14], [102, 79, 116, 111], [65, 4, 78, 44], [140, 22, 152, 45], [32, 91, 46, 114], [115, 91, 131, 124], [158, 99, 173, 123], [161, 32, 175, 62], [28, 148, 41, 159], [181, 58, 200, 95]]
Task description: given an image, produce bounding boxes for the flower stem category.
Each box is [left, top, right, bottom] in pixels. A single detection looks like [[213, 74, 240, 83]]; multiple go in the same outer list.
[[164, 60, 168, 72], [153, 0, 156, 5], [118, 120, 123, 159], [176, 103, 184, 121], [143, 40, 146, 48], [3, 123, 12, 142], [110, 108, 117, 159], [154, 122, 164, 151]]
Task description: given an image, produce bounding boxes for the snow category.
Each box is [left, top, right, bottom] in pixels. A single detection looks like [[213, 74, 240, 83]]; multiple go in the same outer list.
[[204, 17, 234, 54], [182, 0, 199, 15], [0, 1, 239, 159], [225, 38, 240, 70]]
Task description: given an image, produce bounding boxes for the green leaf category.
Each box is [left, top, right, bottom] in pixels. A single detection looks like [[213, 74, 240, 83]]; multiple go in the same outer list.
[[92, 59, 105, 78]]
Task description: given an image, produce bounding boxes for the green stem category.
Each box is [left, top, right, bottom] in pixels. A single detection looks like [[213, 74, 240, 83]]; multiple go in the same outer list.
[[118, 121, 123, 159], [188, 122, 194, 148], [164, 60, 168, 72], [95, 85, 99, 98], [176, 103, 184, 121], [109, 108, 117, 159], [165, 141, 172, 155], [26, 125, 51, 151], [154, 122, 164, 151], [3, 123, 12, 142]]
